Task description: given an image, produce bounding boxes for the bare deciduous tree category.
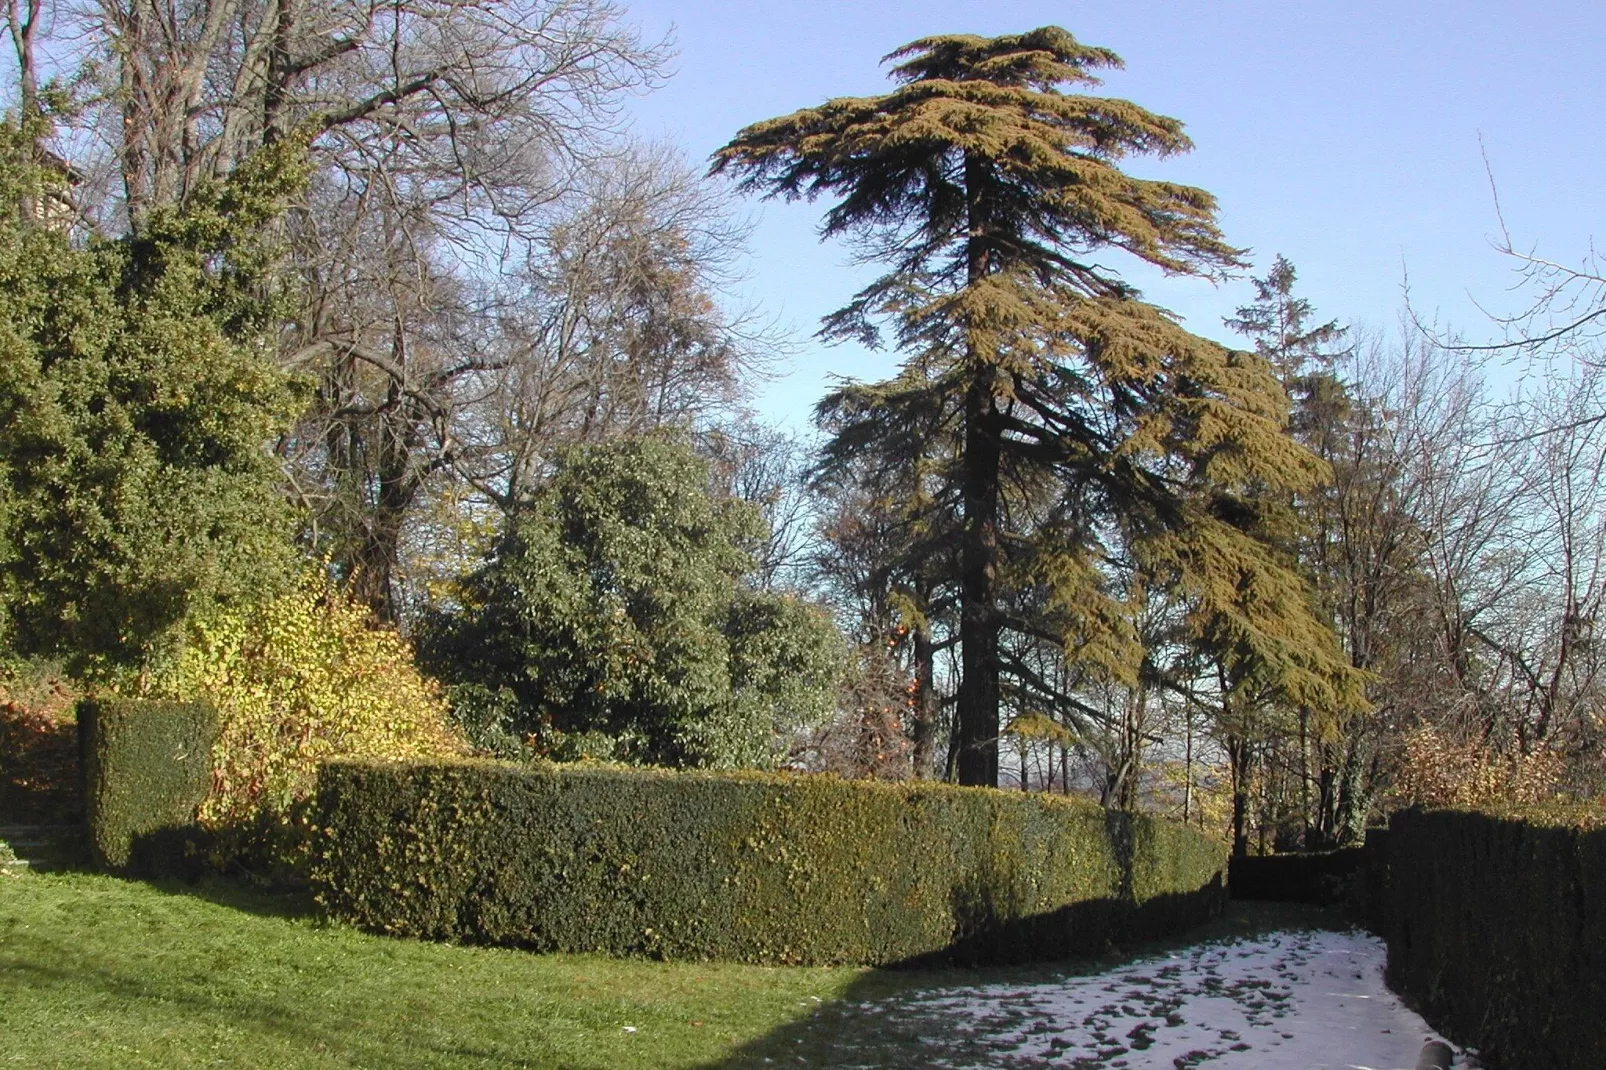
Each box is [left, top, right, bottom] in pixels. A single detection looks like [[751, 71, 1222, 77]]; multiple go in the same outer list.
[[10, 2, 786, 618]]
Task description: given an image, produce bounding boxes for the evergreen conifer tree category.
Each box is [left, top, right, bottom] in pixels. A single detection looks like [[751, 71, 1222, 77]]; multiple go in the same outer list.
[[717, 28, 1360, 786], [812, 363, 959, 777], [1228, 257, 1415, 847], [1216, 255, 1358, 850]]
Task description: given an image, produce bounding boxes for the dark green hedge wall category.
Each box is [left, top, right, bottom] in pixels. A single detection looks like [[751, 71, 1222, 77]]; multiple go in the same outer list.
[[313, 761, 1226, 966], [79, 697, 218, 874], [1229, 846, 1369, 905], [1385, 806, 1606, 1070]]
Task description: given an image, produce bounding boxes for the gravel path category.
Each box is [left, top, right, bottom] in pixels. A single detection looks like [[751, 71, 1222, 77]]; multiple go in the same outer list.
[[887, 928, 1478, 1069]]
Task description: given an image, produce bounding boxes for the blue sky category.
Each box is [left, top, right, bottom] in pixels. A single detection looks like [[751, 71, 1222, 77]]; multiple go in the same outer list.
[[620, 1, 1606, 430]]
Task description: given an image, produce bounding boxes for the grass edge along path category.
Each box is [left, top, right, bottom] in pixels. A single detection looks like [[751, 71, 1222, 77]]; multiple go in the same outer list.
[[0, 871, 1337, 1069]]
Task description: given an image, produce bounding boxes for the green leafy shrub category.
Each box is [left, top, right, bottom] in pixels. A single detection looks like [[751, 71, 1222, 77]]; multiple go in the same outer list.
[[1384, 806, 1606, 1070], [150, 568, 467, 831], [314, 761, 1226, 966], [79, 697, 218, 873], [418, 435, 843, 770], [442, 683, 532, 761], [0, 122, 306, 670]]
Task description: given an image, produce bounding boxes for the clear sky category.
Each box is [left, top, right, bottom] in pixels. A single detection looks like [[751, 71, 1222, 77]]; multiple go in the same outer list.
[[620, 1, 1606, 430]]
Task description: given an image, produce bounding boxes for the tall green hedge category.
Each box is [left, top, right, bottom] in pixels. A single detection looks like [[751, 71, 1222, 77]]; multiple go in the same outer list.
[[313, 761, 1226, 966], [79, 697, 218, 874], [1385, 806, 1606, 1070]]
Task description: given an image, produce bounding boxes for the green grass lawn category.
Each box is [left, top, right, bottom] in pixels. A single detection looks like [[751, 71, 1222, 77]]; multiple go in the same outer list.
[[0, 869, 1338, 1069], [0, 870, 874, 1069]]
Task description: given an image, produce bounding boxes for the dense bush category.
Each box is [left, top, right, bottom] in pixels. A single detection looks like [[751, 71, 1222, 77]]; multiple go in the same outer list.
[[79, 697, 218, 873], [0, 122, 305, 669], [418, 436, 842, 769], [1384, 806, 1606, 1070], [149, 568, 466, 830], [314, 761, 1227, 966]]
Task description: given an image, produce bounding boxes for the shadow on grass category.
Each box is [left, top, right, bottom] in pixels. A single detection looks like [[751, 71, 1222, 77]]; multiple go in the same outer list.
[[105, 835, 1237, 1068], [138, 870, 320, 919], [21, 831, 320, 923], [696, 900, 1349, 1070], [34, 853, 320, 920], [101, 822, 320, 919]]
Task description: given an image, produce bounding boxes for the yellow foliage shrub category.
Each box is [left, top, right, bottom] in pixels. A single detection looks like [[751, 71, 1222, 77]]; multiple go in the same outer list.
[[1392, 723, 1564, 808], [151, 568, 466, 828]]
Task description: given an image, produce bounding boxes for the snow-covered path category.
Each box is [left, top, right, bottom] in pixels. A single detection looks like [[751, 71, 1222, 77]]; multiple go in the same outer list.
[[895, 928, 1475, 1069]]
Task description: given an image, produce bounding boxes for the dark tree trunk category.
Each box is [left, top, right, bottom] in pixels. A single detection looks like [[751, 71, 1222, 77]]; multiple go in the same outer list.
[[341, 367, 431, 623], [910, 622, 939, 778], [1228, 734, 1252, 858], [349, 418, 415, 622], [1298, 707, 1313, 847], [955, 152, 1002, 788], [956, 365, 1001, 787], [1311, 742, 1340, 849]]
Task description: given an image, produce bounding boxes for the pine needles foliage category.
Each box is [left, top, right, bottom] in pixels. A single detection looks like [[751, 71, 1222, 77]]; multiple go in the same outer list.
[[716, 27, 1363, 785]]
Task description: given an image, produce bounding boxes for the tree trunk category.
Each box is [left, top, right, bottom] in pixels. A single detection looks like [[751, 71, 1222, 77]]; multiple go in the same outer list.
[[8, 0, 40, 125], [1228, 734, 1252, 858], [1333, 737, 1373, 846], [348, 426, 413, 621], [1312, 741, 1340, 849], [1298, 707, 1313, 848], [1183, 712, 1194, 824], [956, 365, 1001, 786], [909, 621, 938, 778], [955, 152, 1001, 788]]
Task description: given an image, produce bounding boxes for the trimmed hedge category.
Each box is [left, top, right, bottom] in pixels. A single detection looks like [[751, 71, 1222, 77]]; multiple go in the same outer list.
[[313, 761, 1227, 966], [1385, 806, 1606, 1070], [79, 697, 218, 874], [1228, 847, 1368, 904]]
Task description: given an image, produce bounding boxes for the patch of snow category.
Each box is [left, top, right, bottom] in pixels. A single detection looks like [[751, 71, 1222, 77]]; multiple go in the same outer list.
[[896, 928, 1478, 1069]]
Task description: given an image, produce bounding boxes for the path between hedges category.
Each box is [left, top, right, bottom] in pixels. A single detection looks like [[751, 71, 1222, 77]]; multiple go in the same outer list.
[[788, 928, 1481, 1070]]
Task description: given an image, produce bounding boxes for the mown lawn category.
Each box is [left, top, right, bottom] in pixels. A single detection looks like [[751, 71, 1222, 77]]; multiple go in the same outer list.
[[0, 869, 1330, 1069], [0, 870, 903, 1069]]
